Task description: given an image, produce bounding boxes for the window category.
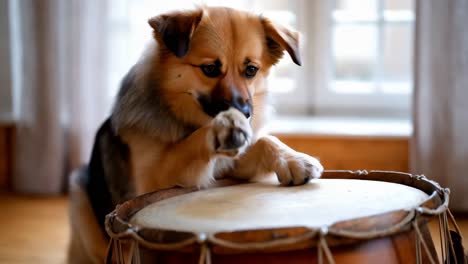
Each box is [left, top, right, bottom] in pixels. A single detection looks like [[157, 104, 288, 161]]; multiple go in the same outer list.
[[106, 0, 414, 118], [314, 0, 415, 117]]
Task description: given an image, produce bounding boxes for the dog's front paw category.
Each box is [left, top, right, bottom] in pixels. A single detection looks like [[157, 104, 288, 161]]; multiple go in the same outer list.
[[275, 152, 323, 186], [211, 108, 252, 157]]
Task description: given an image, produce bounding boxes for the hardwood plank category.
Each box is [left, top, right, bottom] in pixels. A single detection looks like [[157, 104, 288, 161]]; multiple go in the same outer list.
[[0, 194, 69, 264]]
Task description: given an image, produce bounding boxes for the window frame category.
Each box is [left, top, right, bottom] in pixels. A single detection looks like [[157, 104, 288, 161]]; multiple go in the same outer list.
[[307, 0, 413, 118]]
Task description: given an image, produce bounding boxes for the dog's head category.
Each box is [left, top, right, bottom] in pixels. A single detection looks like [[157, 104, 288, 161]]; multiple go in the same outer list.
[[148, 7, 301, 128]]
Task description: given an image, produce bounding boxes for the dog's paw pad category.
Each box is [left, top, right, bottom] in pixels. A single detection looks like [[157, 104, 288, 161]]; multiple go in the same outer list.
[[212, 108, 252, 156], [223, 127, 248, 149]]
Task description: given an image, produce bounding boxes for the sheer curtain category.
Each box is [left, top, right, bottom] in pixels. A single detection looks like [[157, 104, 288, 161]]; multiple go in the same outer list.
[[11, 0, 110, 193], [411, 0, 468, 211]]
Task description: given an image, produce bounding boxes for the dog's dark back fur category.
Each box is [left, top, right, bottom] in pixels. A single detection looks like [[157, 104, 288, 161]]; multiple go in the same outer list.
[[83, 69, 141, 233], [84, 117, 134, 233]]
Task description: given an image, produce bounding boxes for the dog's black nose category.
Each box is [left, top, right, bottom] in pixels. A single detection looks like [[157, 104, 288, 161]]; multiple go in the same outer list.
[[231, 97, 252, 118], [198, 94, 252, 118]]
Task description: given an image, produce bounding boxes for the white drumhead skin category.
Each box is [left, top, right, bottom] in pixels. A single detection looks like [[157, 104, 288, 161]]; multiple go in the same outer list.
[[130, 179, 429, 234]]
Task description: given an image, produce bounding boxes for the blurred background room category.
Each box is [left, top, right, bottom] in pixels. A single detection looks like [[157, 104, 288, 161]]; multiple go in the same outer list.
[[0, 0, 467, 263]]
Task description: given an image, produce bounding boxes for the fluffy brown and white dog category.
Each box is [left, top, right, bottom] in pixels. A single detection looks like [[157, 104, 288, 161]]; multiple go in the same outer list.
[[68, 6, 323, 263]]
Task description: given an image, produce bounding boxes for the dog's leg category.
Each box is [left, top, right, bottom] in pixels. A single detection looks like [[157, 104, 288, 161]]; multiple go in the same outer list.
[[130, 108, 252, 193], [233, 135, 323, 185]]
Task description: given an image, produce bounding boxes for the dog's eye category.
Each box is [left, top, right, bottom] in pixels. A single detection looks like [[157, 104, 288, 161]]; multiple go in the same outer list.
[[244, 65, 259, 79], [200, 64, 221, 78]]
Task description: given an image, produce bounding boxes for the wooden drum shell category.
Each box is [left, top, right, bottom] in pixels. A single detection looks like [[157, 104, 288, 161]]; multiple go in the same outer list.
[[106, 171, 448, 263], [126, 228, 435, 263]]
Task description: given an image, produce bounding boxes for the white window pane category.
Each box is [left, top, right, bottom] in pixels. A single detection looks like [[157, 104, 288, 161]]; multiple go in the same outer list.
[[334, 0, 378, 22], [380, 82, 411, 94], [382, 24, 413, 93], [332, 24, 378, 82], [263, 10, 297, 27], [332, 80, 375, 94], [384, 0, 414, 10], [336, 0, 377, 13], [383, 0, 414, 22], [383, 10, 414, 22]]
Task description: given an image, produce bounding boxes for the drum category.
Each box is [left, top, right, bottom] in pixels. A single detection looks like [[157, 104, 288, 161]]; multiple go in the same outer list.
[[105, 171, 465, 264]]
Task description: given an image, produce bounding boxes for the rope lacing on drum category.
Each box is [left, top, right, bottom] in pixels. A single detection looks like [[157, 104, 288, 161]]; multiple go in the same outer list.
[[106, 217, 198, 251], [437, 210, 457, 264], [317, 227, 335, 264], [197, 233, 212, 264], [413, 174, 427, 181], [441, 209, 459, 264], [109, 238, 126, 264], [353, 170, 368, 175], [106, 238, 114, 264], [198, 243, 212, 264], [439, 214, 446, 263], [412, 200, 464, 264], [429, 188, 463, 264], [412, 219, 436, 264], [207, 230, 319, 250], [131, 241, 141, 264], [447, 208, 462, 236]]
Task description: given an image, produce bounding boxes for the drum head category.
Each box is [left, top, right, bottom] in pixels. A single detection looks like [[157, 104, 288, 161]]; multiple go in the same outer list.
[[130, 179, 429, 234]]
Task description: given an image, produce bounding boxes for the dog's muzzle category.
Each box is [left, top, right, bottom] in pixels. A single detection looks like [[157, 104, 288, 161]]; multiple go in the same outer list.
[[198, 94, 252, 118]]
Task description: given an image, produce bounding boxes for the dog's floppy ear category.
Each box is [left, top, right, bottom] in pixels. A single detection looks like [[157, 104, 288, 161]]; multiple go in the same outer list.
[[261, 18, 301, 66], [148, 9, 203, 58]]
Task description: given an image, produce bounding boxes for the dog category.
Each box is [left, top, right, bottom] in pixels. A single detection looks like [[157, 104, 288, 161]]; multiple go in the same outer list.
[[68, 6, 323, 263]]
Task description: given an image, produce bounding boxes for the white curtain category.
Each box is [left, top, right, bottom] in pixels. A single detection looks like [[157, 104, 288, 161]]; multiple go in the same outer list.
[[11, 0, 110, 193], [411, 0, 468, 211]]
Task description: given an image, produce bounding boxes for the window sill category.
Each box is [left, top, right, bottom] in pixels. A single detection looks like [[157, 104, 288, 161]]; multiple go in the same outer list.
[[268, 116, 412, 138]]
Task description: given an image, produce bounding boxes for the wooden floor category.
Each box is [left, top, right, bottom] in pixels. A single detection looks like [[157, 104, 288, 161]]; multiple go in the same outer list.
[[0, 194, 69, 264], [0, 194, 467, 264]]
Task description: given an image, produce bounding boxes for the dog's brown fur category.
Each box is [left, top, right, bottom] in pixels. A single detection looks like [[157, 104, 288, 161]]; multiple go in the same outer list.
[[68, 7, 323, 263]]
